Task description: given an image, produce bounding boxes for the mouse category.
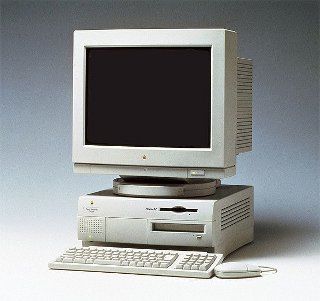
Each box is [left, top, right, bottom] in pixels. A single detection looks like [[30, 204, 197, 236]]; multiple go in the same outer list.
[[214, 262, 262, 279]]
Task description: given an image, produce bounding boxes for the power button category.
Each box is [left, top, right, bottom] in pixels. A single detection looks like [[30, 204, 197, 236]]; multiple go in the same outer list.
[[189, 169, 205, 177]]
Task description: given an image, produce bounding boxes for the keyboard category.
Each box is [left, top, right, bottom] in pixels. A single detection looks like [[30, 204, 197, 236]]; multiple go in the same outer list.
[[49, 246, 223, 278]]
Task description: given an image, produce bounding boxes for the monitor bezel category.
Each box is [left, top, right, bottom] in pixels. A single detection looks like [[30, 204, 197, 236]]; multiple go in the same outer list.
[[73, 29, 237, 169]]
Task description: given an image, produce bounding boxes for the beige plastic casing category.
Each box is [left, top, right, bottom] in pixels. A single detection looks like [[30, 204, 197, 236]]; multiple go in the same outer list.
[[72, 29, 238, 179], [77, 185, 254, 257]]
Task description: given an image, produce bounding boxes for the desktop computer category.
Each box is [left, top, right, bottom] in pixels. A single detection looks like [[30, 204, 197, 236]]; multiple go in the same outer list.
[[49, 29, 256, 278]]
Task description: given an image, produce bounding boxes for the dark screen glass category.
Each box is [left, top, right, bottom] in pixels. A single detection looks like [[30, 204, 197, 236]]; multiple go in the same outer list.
[[85, 47, 211, 148]]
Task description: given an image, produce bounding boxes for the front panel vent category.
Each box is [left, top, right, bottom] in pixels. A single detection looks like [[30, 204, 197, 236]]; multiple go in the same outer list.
[[78, 217, 105, 242], [79, 217, 104, 234], [236, 57, 253, 155], [221, 197, 251, 230]]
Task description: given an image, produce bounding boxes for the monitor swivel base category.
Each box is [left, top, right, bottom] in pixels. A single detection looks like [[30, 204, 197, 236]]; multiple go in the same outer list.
[[112, 177, 220, 198]]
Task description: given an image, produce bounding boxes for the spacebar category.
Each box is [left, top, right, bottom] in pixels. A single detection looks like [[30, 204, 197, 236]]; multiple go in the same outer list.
[[94, 259, 121, 265]]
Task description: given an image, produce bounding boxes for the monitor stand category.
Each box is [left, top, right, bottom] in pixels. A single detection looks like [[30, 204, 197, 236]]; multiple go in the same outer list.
[[112, 177, 220, 198]]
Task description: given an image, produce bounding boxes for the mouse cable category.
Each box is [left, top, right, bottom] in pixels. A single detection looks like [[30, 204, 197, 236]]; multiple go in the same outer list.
[[258, 266, 277, 275]]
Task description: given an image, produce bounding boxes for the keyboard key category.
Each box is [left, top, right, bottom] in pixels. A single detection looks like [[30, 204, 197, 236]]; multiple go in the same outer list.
[[163, 254, 177, 261], [199, 258, 216, 271], [94, 259, 121, 266], [62, 258, 74, 263], [152, 262, 160, 268], [199, 265, 208, 271], [66, 250, 75, 254], [160, 262, 170, 268], [74, 258, 86, 264]]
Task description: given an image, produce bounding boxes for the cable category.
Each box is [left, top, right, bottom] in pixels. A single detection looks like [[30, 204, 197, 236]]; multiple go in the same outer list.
[[258, 266, 278, 275]]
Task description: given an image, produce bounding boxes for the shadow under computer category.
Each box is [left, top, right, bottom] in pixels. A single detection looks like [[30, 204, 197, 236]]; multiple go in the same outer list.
[[227, 218, 319, 261]]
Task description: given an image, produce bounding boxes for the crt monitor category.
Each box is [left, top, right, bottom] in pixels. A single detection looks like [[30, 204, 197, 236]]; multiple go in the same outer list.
[[73, 29, 238, 179]]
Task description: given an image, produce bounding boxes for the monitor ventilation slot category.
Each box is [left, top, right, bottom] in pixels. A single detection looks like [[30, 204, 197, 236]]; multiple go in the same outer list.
[[221, 197, 251, 230], [236, 57, 253, 154]]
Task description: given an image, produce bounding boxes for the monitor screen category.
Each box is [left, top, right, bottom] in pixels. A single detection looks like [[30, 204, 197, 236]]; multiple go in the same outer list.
[[85, 47, 211, 148]]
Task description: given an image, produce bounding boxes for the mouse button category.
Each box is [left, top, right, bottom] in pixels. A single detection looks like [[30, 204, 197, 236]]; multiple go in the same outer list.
[[226, 262, 248, 272], [246, 264, 261, 273], [215, 262, 247, 272]]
